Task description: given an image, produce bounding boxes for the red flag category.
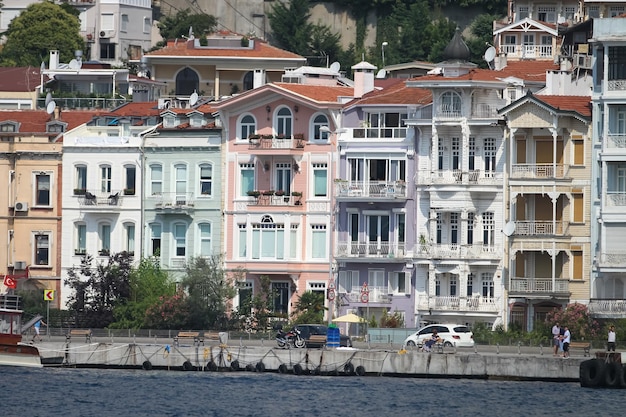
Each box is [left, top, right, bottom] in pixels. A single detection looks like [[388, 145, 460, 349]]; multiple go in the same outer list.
[[3, 275, 17, 289]]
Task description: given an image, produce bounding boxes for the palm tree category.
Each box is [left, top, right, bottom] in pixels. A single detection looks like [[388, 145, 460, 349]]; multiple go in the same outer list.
[[291, 291, 326, 324]]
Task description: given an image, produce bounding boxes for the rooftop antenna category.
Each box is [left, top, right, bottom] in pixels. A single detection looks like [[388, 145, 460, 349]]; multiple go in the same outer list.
[[189, 91, 199, 106], [484, 45, 496, 70]]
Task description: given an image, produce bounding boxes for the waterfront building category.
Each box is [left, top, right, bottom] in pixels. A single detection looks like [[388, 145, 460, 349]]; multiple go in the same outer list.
[[406, 29, 559, 328], [0, 109, 96, 307], [212, 65, 353, 322], [588, 18, 626, 319], [333, 74, 431, 328], [141, 99, 223, 279], [59, 102, 160, 308]]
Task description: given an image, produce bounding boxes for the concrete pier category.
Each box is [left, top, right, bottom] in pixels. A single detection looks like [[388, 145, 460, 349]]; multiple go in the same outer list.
[[35, 340, 584, 381]]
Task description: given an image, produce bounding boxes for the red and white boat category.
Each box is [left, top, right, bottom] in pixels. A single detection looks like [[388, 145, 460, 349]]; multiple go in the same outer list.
[[0, 293, 42, 368]]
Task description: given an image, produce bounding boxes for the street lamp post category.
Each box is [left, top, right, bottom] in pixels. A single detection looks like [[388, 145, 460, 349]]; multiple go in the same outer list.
[[381, 41, 388, 69]]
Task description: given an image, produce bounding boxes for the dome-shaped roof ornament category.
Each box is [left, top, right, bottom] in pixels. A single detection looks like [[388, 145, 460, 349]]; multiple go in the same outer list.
[[443, 27, 470, 62]]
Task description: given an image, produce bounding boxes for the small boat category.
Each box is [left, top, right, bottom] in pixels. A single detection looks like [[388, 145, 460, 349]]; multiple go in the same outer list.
[[0, 293, 42, 368]]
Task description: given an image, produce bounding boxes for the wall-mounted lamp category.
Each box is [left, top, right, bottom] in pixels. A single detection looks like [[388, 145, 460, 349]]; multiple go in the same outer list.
[[266, 105, 271, 120], [294, 105, 299, 113], [264, 163, 270, 171]]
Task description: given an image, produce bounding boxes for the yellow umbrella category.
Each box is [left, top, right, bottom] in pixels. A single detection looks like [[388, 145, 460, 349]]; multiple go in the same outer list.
[[332, 313, 366, 323]]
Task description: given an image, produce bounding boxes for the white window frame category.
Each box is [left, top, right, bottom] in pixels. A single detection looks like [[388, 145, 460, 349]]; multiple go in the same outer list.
[[150, 164, 162, 196], [100, 165, 112, 193], [312, 114, 329, 141], [199, 163, 213, 197], [99, 223, 111, 254], [312, 163, 328, 198], [174, 164, 187, 203], [389, 271, 407, 295], [240, 163, 255, 197], [239, 114, 256, 141], [101, 13, 115, 31], [75, 223, 87, 256], [338, 270, 358, 293], [311, 224, 327, 259], [121, 14, 129, 32], [198, 222, 212, 257], [124, 223, 135, 255], [75, 165, 87, 192], [125, 164, 136, 195], [33, 232, 51, 266], [149, 223, 162, 257], [275, 107, 293, 138], [173, 223, 187, 258], [33, 171, 52, 207]]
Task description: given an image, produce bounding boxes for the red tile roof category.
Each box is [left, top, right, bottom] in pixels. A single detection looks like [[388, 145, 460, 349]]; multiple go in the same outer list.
[[0, 66, 45, 92], [535, 95, 591, 118], [0, 109, 100, 134], [109, 102, 161, 117], [146, 38, 304, 60], [274, 83, 354, 103], [348, 80, 432, 106], [410, 60, 559, 84]]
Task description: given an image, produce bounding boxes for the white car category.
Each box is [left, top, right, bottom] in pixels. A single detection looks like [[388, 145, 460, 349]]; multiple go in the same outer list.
[[403, 324, 474, 348]]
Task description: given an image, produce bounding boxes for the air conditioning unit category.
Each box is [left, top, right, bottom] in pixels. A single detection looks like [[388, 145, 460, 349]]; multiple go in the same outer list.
[[14, 261, 27, 270], [99, 30, 115, 39], [14, 202, 28, 212]]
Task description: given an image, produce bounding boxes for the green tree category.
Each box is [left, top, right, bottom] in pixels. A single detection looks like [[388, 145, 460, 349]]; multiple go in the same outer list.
[[156, 9, 217, 48], [308, 22, 343, 68], [110, 257, 174, 329], [0, 2, 84, 67], [291, 291, 326, 324], [267, 0, 313, 56], [466, 14, 503, 68], [65, 252, 133, 328], [144, 292, 189, 329], [181, 255, 238, 330], [250, 275, 276, 332]]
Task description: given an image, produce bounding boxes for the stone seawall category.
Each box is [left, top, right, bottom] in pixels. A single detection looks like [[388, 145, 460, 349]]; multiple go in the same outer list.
[[37, 341, 582, 381]]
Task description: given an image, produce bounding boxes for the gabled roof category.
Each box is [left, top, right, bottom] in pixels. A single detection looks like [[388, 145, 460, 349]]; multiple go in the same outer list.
[[0, 110, 101, 135], [146, 38, 305, 61], [494, 17, 559, 36], [498, 92, 591, 121], [274, 83, 354, 103], [345, 79, 432, 108], [407, 60, 559, 86], [109, 102, 162, 117], [0, 66, 45, 92]]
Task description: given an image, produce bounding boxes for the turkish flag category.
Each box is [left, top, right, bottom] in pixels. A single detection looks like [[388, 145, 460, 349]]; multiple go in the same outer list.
[[3, 275, 17, 289]]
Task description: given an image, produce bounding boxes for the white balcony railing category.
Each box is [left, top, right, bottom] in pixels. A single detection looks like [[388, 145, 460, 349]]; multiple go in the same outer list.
[[589, 299, 626, 314], [153, 192, 195, 208], [417, 295, 499, 312], [415, 170, 502, 185], [598, 252, 626, 267], [608, 79, 626, 91], [415, 244, 501, 260], [334, 181, 407, 198], [336, 241, 406, 258], [341, 286, 392, 303], [509, 278, 569, 294], [606, 134, 626, 149], [605, 192, 626, 207], [500, 44, 553, 59], [514, 221, 564, 236], [511, 163, 564, 178], [351, 127, 407, 140]]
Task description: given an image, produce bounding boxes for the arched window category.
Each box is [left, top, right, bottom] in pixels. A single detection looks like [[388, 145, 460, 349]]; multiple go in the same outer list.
[[173, 223, 187, 257], [313, 114, 329, 140], [243, 71, 254, 91], [440, 91, 461, 115], [276, 107, 292, 138], [150, 164, 162, 196], [239, 114, 256, 140], [175, 67, 199, 95]]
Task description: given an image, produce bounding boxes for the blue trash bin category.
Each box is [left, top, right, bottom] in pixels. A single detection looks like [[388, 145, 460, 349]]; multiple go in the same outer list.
[[327, 326, 340, 348]]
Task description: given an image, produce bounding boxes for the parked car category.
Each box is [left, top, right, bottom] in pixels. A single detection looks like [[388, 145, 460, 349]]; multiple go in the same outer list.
[[295, 324, 352, 348], [403, 324, 474, 348]]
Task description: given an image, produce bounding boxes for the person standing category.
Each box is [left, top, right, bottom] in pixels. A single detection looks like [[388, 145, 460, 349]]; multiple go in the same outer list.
[[562, 326, 571, 358], [552, 322, 561, 356], [32, 318, 46, 342], [608, 325, 617, 352]]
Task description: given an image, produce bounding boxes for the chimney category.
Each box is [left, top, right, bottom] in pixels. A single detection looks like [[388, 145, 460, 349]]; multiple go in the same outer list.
[[351, 61, 377, 98], [253, 69, 265, 89], [494, 52, 507, 71], [49, 50, 59, 70]]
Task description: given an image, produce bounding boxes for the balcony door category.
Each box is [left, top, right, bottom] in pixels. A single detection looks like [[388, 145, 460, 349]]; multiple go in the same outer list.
[[367, 214, 389, 255]]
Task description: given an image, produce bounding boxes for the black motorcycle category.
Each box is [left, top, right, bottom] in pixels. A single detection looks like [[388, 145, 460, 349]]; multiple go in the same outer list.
[[275, 326, 306, 349]]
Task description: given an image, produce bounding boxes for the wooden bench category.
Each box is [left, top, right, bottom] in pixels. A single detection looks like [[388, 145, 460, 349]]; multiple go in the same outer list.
[[568, 341, 591, 356], [66, 329, 92, 343], [204, 332, 222, 343], [173, 331, 203, 347], [307, 335, 327, 348]]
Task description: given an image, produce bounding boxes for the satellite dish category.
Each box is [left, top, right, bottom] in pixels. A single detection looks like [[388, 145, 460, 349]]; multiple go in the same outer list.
[[376, 69, 387, 79], [503, 221, 516, 237], [329, 61, 340, 72], [40, 61, 45, 71], [484, 46, 496, 63], [69, 59, 81, 70], [46, 101, 56, 115], [189, 91, 199, 106], [45, 92, 52, 106]]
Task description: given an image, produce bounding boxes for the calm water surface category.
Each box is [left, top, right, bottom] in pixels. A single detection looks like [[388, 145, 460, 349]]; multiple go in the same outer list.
[[1, 367, 623, 417]]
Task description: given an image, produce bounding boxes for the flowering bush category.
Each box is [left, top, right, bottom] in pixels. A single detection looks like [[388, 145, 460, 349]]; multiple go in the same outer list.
[[545, 303, 599, 340], [144, 292, 190, 329]]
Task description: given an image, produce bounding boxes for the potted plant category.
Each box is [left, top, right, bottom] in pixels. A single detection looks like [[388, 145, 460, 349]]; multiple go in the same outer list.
[[74, 249, 86, 255], [248, 134, 260, 144], [291, 191, 302, 205], [261, 134, 274, 140], [123, 188, 135, 195], [73, 188, 86, 195], [98, 249, 110, 256], [275, 190, 285, 196], [247, 190, 261, 198], [262, 190, 275, 196], [293, 133, 304, 140]]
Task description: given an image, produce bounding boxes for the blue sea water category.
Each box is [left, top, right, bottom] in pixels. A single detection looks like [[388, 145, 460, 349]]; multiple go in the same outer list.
[[0, 367, 624, 417]]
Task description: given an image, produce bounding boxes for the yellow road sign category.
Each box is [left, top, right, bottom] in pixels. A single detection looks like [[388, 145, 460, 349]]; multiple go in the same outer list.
[[44, 289, 54, 301]]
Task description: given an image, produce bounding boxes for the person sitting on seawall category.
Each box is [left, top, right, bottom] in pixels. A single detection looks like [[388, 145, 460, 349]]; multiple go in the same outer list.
[[422, 330, 442, 352], [608, 325, 617, 352]]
